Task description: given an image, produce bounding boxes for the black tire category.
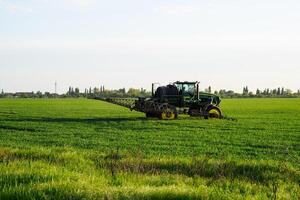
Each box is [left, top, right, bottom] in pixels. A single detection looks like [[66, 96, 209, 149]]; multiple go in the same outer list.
[[159, 106, 177, 120], [205, 105, 222, 119]]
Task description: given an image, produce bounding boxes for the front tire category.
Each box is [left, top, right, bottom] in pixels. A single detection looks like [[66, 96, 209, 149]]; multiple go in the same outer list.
[[159, 107, 177, 120], [205, 106, 222, 119]]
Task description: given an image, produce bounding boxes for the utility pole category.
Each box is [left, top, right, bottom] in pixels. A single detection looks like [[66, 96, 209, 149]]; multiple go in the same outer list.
[[55, 81, 57, 97]]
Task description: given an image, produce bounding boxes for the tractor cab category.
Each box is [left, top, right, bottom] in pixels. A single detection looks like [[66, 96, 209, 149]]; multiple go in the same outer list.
[[173, 81, 199, 100]]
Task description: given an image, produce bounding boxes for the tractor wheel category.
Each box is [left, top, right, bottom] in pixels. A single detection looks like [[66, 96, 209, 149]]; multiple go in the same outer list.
[[205, 106, 222, 119], [159, 107, 177, 120]]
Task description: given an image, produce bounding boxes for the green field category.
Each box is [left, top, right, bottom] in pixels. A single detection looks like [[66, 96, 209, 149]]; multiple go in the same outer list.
[[0, 98, 299, 199]]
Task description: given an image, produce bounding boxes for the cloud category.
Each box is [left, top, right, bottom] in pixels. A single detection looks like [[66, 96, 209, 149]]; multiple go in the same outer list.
[[0, 0, 33, 13], [32, 0, 49, 3], [6, 4, 33, 13], [0, 0, 95, 13], [63, 0, 96, 8], [155, 4, 200, 15]]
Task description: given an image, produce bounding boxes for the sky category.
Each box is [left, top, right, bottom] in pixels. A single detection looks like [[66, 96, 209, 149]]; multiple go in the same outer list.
[[0, 0, 299, 93]]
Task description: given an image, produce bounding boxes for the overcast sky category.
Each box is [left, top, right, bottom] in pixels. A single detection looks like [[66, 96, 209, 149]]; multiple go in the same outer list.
[[0, 0, 299, 93]]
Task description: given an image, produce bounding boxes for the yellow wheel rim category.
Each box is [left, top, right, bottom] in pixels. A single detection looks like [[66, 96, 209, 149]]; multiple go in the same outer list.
[[161, 108, 175, 120], [208, 108, 221, 118]]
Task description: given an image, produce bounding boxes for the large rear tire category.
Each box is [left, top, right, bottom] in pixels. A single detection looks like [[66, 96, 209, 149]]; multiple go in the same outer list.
[[205, 106, 222, 119]]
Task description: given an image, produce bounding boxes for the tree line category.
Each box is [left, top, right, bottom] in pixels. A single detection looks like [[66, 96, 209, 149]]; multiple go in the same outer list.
[[1, 86, 300, 99], [211, 86, 300, 98], [0, 86, 151, 98], [65, 86, 151, 98]]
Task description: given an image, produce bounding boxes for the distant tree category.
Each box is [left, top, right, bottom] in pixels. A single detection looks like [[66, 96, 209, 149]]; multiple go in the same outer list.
[[140, 87, 147, 96], [93, 87, 99, 94], [256, 89, 261, 95], [127, 88, 140, 97], [285, 89, 292, 95], [243, 86, 249, 95], [208, 86, 212, 93], [75, 88, 80, 94], [100, 85, 105, 93], [219, 89, 226, 96], [281, 87, 284, 95], [44, 92, 51, 98], [1, 89, 3, 94], [226, 90, 235, 96], [36, 91, 43, 98], [89, 87, 92, 94], [277, 88, 281, 95]]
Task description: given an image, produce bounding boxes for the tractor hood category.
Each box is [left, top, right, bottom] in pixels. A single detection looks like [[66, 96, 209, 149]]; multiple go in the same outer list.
[[199, 92, 221, 106]]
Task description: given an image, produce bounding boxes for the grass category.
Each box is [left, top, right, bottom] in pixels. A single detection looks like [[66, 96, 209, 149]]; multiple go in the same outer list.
[[0, 98, 299, 199]]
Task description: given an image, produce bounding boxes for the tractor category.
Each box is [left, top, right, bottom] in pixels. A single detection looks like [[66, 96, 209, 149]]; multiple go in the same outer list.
[[133, 81, 222, 119], [96, 81, 222, 120]]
